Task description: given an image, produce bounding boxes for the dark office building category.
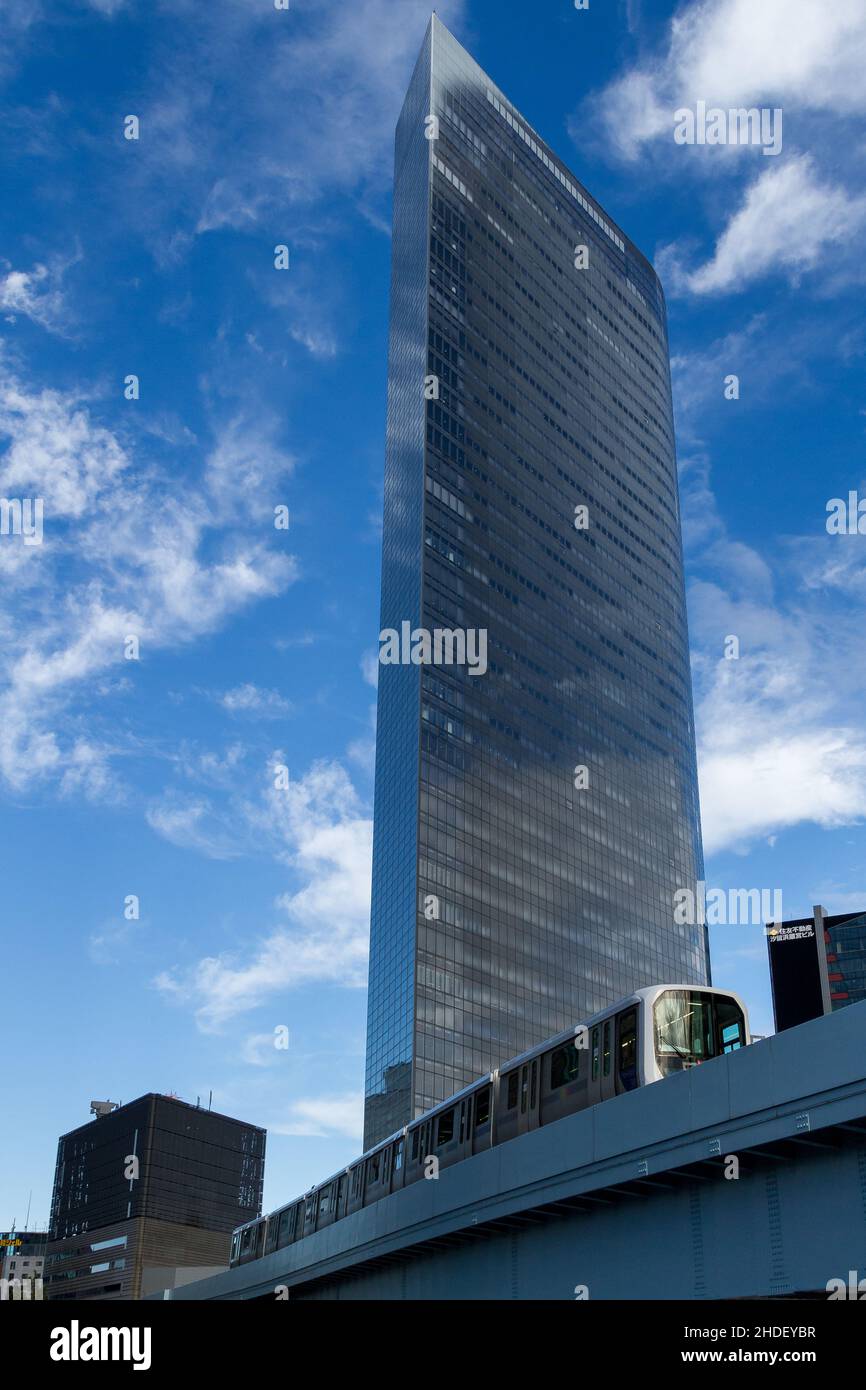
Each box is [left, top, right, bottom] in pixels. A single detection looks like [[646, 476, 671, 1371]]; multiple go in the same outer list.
[[44, 1094, 265, 1300], [768, 905, 866, 1032], [364, 17, 709, 1148]]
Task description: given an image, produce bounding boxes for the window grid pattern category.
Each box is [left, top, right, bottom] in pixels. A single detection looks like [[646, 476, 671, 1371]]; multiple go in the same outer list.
[[364, 18, 708, 1147]]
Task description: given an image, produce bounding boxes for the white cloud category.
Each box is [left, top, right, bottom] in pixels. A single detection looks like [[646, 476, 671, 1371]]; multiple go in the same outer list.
[[590, 0, 866, 162], [125, 0, 465, 253], [0, 1, 42, 83], [0, 350, 299, 792], [204, 413, 295, 522], [577, 0, 866, 298], [668, 315, 866, 856], [89, 915, 137, 966], [219, 684, 293, 717], [806, 885, 866, 915], [270, 1092, 364, 1139], [699, 678, 866, 854], [145, 795, 243, 859], [0, 259, 74, 335], [288, 323, 339, 360], [666, 156, 866, 295], [240, 1030, 288, 1067], [347, 701, 377, 777], [153, 759, 372, 1030], [360, 648, 379, 688], [689, 547, 866, 854]]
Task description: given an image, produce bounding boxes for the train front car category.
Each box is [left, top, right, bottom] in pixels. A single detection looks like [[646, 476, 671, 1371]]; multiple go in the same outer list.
[[643, 985, 749, 1083]]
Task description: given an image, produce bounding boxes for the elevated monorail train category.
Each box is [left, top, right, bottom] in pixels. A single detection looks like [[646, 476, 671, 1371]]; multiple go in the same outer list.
[[230, 984, 749, 1266]]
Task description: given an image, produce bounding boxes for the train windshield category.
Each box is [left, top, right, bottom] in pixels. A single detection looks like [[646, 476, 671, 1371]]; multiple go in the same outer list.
[[653, 990, 746, 1075]]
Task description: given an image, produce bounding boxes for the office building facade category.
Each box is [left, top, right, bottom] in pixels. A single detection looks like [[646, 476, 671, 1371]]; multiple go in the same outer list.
[[0, 1231, 46, 1299], [365, 17, 709, 1148], [768, 905, 866, 1032], [44, 1094, 265, 1300]]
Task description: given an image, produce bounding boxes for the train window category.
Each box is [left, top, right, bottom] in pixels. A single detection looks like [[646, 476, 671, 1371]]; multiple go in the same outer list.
[[266, 1217, 279, 1254], [506, 1071, 519, 1109], [617, 1010, 638, 1090], [716, 995, 745, 1053], [383, 1147, 391, 1181], [520, 1067, 528, 1113], [592, 1026, 600, 1080], [437, 1108, 454, 1145], [655, 989, 719, 1073], [240, 1227, 252, 1256], [550, 1044, 580, 1088], [305, 1195, 316, 1224], [318, 1189, 329, 1218], [603, 1021, 611, 1076], [369, 1152, 381, 1184], [530, 1060, 537, 1109], [411, 1129, 420, 1161], [230, 1232, 240, 1263], [475, 1086, 491, 1125], [394, 1138, 404, 1172], [278, 1208, 293, 1247], [254, 1222, 265, 1258]]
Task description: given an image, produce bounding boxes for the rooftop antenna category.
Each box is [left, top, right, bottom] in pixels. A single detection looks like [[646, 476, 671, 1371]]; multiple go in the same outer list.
[[90, 1100, 119, 1119], [208, 1090, 213, 1111], [24, 1191, 32, 1230]]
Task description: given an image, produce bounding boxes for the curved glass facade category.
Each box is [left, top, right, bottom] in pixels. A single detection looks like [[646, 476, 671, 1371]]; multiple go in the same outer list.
[[364, 17, 709, 1150]]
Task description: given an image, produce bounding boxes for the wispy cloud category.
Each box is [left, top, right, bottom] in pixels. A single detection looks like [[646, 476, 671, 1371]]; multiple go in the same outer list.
[[153, 759, 372, 1030], [219, 684, 294, 717], [115, 0, 465, 255], [145, 794, 244, 860], [582, 0, 866, 163], [660, 156, 866, 296], [0, 257, 77, 335], [270, 1092, 363, 1139], [0, 349, 299, 793], [672, 325, 866, 855], [575, 0, 866, 297]]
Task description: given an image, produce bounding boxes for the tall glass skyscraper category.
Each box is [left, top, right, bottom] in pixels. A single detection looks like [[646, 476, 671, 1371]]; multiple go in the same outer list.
[[364, 16, 709, 1150]]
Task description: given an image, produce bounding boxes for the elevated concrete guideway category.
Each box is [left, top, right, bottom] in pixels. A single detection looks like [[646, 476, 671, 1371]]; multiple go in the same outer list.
[[164, 1004, 866, 1300]]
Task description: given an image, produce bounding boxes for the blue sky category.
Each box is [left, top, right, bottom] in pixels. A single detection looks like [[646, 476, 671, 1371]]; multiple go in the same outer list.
[[2, 0, 865, 1231]]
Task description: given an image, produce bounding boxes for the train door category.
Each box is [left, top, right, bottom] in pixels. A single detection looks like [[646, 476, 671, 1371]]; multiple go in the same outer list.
[[457, 1097, 469, 1157], [517, 1058, 540, 1134], [471, 1083, 493, 1154], [392, 1136, 405, 1191], [600, 1017, 616, 1101], [616, 1008, 639, 1093], [588, 1024, 602, 1106]]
